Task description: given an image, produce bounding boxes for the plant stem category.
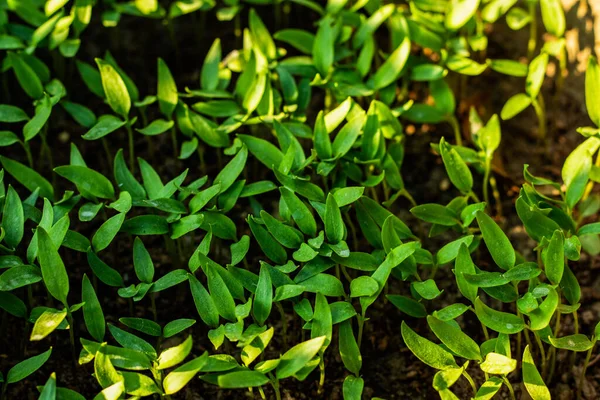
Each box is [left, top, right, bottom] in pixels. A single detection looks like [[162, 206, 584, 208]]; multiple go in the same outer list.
[[170, 125, 178, 158], [258, 386, 266, 400], [533, 331, 547, 378], [318, 353, 325, 394], [577, 342, 596, 400], [126, 122, 135, 172], [532, 95, 546, 140], [527, 1, 537, 60], [66, 308, 77, 366], [275, 302, 288, 351], [21, 140, 34, 169], [150, 292, 158, 322], [357, 313, 365, 349], [462, 371, 477, 397], [448, 116, 462, 146], [483, 159, 491, 210], [270, 376, 282, 400], [489, 171, 503, 217], [502, 376, 516, 400], [101, 138, 113, 172]]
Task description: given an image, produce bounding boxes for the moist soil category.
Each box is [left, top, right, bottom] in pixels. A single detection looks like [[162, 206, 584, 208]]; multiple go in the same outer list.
[[1, 3, 600, 399]]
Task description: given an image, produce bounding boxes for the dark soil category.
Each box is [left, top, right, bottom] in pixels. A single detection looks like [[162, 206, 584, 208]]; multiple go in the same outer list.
[[1, 2, 600, 399]]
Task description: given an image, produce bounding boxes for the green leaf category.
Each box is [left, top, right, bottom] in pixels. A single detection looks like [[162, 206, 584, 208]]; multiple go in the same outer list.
[[476, 211, 515, 270], [427, 316, 481, 361], [82, 274, 105, 342], [189, 274, 219, 328], [92, 213, 125, 252], [6, 348, 52, 383], [338, 319, 361, 375], [249, 8, 277, 60], [343, 375, 364, 400], [2, 186, 24, 249], [119, 318, 161, 337], [121, 215, 169, 236], [214, 146, 247, 194], [313, 17, 335, 76], [548, 334, 594, 352], [114, 150, 146, 200], [157, 58, 177, 119], [163, 319, 196, 338], [311, 292, 332, 347], [238, 134, 283, 170], [157, 335, 193, 370], [30, 309, 67, 341], [274, 29, 314, 54], [8, 52, 43, 99], [0, 104, 29, 122], [325, 193, 344, 243], [248, 216, 288, 264], [96, 58, 131, 118], [133, 237, 154, 284], [135, 119, 174, 136], [38, 373, 56, 400], [474, 297, 525, 334], [387, 295, 427, 317], [487, 59, 528, 77], [254, 263, 273, 326], [350, 276, 378, 298], [61, 101, 97, 128], [480, 352, 516, 375], [23, 94, 52, 141], [218, 371, 269, 388], [586, 56, 600, 127], [332, 115, 363, 159], [207, 264, 237, 322], [540, 0, 565, 37], [525, 53, 548, 98], [38, 227, 70, 305], [401, 321, 458, 370], [440, 138, 473, 193], [201, 39, 221, 91], [313, 111, 332, 159], [280, 187, 317, 236], [163, 352, 209, 395], [522, 345, 550, 399], [562, 138, 599, 209], [276, 336, 326, 379], [446, 0, 480, 30], [55, 165, 115, 199], [0, 156, 54, 198], [544, 230, 564, 284], [500, 93, 532, 120], [371, 36, 411, 90], [411, 204, 459, 226]]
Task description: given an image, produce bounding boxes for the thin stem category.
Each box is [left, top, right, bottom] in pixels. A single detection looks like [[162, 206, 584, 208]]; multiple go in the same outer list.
[[357, 313, 365, 349], [489, 172, 503, 217], [21, 140, 34, 169], [577, 342, 596, 400], [66, 308, 77, 366], [317, 353, 325, 394], [170, 125, 178, 158], [502, 376, 516, 400], [483, 159, 491, 210], [101, 138, 113, 172], [270, 376, 282, 400], [532, 95, 547, 140], [583, 149, 600, 200], [275, 302, 288, 351], [462, 371, 477, 397], [533, 331, 547, 378], [126, 122, 135, 172], [527, 1, 537, 60], [448, 116, 463, 146], [258, 386, 266, 400], [150, 292, 158, 322]]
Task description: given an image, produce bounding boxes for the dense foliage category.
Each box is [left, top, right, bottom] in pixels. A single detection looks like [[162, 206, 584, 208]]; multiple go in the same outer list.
[[0, 0, 599, 398]]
